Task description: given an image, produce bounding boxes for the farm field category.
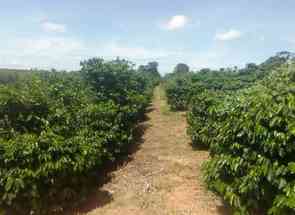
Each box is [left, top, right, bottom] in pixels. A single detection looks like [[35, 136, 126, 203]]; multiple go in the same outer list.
[[66, 86, 231, 215], [164, 52, 295, 214], [1, 1, 295, 213], [0, 59, 161, 214], [1, 52, 295, 215]]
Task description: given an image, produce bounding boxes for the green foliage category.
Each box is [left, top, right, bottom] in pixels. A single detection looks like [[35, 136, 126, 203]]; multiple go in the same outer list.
[[203, 67, 295, 214], [187, 64, 295, 214], [165, 76, 192, 111], [164, 68, 255, 111], [0, 69, 33, 85], [137, 61, 162, 89], [173, 63, 190, 74], [187, 90, 225, 148], [164, 52, 293, 111], [164, 52, 295, 213], [0, 59, 156, 213]]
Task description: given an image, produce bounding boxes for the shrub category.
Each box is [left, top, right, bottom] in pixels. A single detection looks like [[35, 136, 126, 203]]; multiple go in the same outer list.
[[165, 77, 192, 111], [187, 90, 225, 148], [0, 58, 156, 213], [203, 66, 295, 214]]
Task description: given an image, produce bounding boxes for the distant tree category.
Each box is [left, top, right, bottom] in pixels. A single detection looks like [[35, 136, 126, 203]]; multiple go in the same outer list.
[[199, 68, 211, 73], [146, 62, 159, 72], [137, 61, 161, 85], [246, 63, 258, 70], [238, 63, 259, 75], [138, 62, 159, 73], [174, 63, 190, 74], [138, 65, 146, 72]]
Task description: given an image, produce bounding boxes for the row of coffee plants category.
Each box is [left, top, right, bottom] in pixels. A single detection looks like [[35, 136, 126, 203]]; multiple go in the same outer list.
[[164, 52, 293, 111], [165, 52, 295, 213], [204, 65, 295, 214], [164, 69, 263, 111], [0, 58, 160, 214], [187, 89, 227, 148], [188, 63, 295, 213], [165, 74, 193, 111]]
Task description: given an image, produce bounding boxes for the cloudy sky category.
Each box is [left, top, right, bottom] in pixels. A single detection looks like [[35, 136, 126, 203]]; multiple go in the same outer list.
[[1, 0, 295, 73]]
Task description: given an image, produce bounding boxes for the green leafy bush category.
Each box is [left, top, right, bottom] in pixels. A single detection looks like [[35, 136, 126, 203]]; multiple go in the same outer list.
[[187, 90, 225, 148], [164, 52, 290, 111], [0, 58, 157, 213], [163, 53, 295, 213], [202, 66, 295, 214], [165, 76, 192, 111]]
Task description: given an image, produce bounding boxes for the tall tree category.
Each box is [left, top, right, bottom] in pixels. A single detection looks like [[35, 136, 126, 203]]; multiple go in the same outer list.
[[137, 61, 161, 86], [174, 63, 190, 74]]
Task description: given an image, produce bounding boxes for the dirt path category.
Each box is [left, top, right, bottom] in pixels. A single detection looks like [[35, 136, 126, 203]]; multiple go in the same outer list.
[[73, 86, 230, 215]]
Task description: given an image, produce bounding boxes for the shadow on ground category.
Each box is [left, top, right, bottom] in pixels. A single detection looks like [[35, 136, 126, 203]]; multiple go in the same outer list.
[[68, 189, 113, 214], [190, 142, 211, 152], [63, 114, 151, 215], [216, 204, 233, 215]]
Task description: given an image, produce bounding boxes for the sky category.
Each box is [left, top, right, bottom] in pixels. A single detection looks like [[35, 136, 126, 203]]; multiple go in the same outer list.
[[0, 0, 295, 74]]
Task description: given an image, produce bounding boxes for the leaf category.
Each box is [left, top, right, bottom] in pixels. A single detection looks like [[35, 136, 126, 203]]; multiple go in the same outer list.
[[288, 162, 295, 174], [5, 177, 14, 192]]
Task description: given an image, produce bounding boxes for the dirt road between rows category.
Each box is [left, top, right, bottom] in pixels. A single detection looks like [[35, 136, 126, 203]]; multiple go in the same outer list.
[[70, 86, 231, 215]]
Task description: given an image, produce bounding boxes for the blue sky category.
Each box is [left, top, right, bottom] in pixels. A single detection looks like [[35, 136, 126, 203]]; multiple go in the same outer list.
[[0, 0, 295, 73]]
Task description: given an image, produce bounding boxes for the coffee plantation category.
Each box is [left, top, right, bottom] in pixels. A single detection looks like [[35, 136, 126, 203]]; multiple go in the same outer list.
[[164, 52, 295, 214], [203, 66, 295, 214], [164, 52, 292, 112], [2, 51, 295, 214], [0, 58, 160, 214]]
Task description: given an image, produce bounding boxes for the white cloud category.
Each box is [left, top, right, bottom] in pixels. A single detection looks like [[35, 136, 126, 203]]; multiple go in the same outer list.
[[21, 37, 83, 55], [0, 37, 85, 70], [0, 34, 236, 73], [0, 37, 176, 71], [41, 21, 66, 33], [164, 15, 189, 31], [215, 29, 242, 41]]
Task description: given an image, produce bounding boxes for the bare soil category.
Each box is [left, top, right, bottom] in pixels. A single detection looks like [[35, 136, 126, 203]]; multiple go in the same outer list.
[[69, 86, 231, 215]]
